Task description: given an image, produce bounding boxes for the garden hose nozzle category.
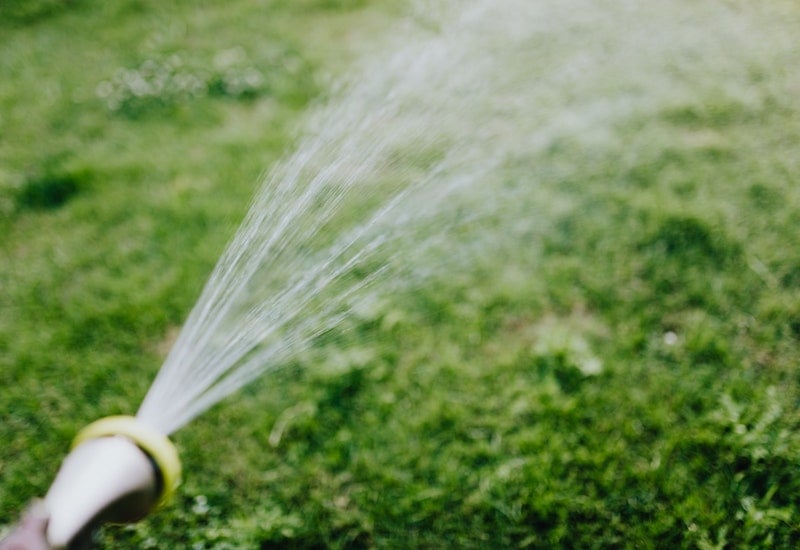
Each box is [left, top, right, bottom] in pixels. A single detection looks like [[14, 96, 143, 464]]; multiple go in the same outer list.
[[44, 416, 181, 549]]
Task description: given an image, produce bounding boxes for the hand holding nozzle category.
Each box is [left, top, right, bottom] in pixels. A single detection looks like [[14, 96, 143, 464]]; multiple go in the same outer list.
[[0, 500, 51, 550], [2, 417, 181, 550], [1, 417, 179, 549]]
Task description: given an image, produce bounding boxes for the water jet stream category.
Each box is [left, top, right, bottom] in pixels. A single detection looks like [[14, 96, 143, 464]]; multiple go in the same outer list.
[[137, 0, 797, 435]]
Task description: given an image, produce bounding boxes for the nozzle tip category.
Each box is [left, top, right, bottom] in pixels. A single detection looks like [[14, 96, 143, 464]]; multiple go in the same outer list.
[[73, 416, 181, 506], [44, 416, 182, 549]]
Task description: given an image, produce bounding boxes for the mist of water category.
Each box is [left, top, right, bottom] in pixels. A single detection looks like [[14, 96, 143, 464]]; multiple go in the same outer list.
[[137, 0, 798, 434]]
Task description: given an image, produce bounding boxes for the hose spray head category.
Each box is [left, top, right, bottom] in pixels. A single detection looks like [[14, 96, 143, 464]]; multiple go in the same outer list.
[[44, 416, 181, 549]]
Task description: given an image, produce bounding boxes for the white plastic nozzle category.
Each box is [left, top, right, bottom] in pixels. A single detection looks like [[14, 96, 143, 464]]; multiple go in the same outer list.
[[36, 416, 180, 548], [44, 435, 159, 549]]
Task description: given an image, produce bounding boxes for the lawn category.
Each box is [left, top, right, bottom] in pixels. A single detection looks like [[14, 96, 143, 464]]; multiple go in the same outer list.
[[2, 0, 800, 548]]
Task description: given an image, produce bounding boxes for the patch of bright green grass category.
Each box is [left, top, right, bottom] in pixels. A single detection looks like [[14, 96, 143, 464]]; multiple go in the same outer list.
[[2, 1, 800, 548]]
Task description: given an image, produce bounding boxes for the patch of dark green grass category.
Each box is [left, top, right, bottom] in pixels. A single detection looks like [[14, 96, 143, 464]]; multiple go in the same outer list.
[[640, 215, 740, 264], [747, 182, 783, 211], [14, 169, 90, 212], [0, 0, 83, 27]]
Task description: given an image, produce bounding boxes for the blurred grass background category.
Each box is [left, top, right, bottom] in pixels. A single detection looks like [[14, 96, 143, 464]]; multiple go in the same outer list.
[[2, 0, 800, 548]]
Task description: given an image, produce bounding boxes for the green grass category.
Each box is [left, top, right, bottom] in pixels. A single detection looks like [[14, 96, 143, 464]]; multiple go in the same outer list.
[[2, 1, 800, 548]]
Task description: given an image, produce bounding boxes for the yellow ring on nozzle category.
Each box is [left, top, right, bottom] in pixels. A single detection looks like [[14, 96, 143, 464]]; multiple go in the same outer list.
[[72, 416, 181, 508]]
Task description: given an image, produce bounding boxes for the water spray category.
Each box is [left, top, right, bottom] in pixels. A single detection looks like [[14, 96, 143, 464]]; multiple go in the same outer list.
[[41, 416, 181, 549]]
